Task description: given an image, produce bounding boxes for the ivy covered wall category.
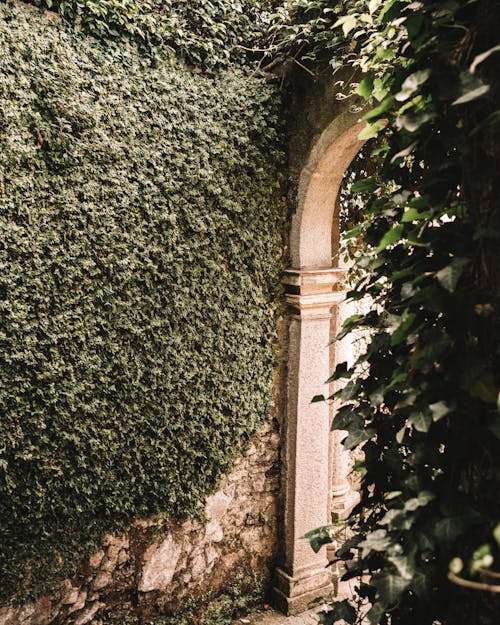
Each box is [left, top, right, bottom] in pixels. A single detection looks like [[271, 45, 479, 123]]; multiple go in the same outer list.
[[0, 1, 286, 602]]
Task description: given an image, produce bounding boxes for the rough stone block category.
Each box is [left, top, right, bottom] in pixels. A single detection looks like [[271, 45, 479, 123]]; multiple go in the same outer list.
[[139, 535, 181, 592]]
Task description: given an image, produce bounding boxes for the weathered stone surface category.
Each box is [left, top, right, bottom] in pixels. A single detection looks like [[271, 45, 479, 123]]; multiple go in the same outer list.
[[205, 545, 218, 567], [205, 491, 231, 521], [73, 602, 103, 625], [0, 606, 14, 625], [1, 414, 281, 624], [93, 570, 113, 590], [61, 586, 80, 605], [205, 519, 224, 543], [68, 590, 87, 614], [138, 535, 182, 592], [106, 535, 129, 562], [190, 550, 206, 579], [88, 550, 105, 569], [0, 595, 56, 625], [117, 548, 129, 566]]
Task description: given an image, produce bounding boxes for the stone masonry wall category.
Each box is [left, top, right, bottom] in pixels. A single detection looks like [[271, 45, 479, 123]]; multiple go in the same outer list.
[[0, 418, 281, 625]]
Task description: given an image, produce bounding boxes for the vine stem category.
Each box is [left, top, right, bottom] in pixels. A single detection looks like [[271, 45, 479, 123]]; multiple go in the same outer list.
[[448, 571, 500, 593]]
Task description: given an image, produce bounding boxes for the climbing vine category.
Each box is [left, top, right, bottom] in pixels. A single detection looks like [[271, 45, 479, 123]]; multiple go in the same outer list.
[[0, 2, 285, 602], [268, 1, 500, 624], [22, 0, 275, 67]]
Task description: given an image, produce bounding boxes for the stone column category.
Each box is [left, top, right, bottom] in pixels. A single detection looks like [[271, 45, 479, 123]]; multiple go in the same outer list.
[[272, 268, 346, 615], [330, 293, 362, 521]]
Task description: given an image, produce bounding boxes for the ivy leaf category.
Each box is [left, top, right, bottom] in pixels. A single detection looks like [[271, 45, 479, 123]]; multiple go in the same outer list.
[[433, 511, 481, 548], [385, 369, 408, 391], [468, 371, 498, 403], [372, 78, 389, 102], [372, 572, 409, 605], [436, 257, 469, 292], [470, 45, 500, 73], [429, 401, 453, 422], [333, 14, 359, 36], [351, 177, 378, 193], [394, 69, 431, 102], [358, 529, 392, 555], [404, 491, 435, 511], [493, 523, 500, 547], [327, 361, 351, 382], [411, 571, 431, 599], [452, 71, 490, 105], [319, 600, 357, 625], [311, 394, 325, 403], [390, 312, 416, 346], [343, 427, 376, 449], [303, 525, 333, 553], [332, 405, 363, 430], [387, 551, 415, 580], [401, 206, 431, 222], [358, 120, 386, 140], [376, 224, 404, 252], [380, 508, 414, 530], [364, 96, 394, 121], [356, 74, 374, 99], [366, 602, 386, 625], [409, 411, 432, 432], [396, 110, 435, 133], [342, 313, 364, 328]]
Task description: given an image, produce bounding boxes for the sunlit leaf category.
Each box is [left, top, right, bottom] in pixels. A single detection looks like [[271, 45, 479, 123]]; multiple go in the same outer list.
[[395, 69, 431, 102], [376, 224, 404, 252], [470, 44, 500, 73], [436, 257, 469, 292], [452, 71, 490, 105]]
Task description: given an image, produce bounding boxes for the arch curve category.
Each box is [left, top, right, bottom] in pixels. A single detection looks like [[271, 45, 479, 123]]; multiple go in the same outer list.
[[291, 111, 366, 269]]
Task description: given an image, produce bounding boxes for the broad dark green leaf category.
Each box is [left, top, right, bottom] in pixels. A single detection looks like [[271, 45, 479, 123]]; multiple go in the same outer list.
[[367, 602, 386, 625], [372, 572, 409, 605], [436, 257, 469, 292], [351, 177, 378, 193], [356, 74, 375, 99], [303, 525, 334, 553], [394, 68, 431, 102], [390, 313, 417, 346], [358, 529, 392, 555], [376, 224, 404, 252], [343, 427, 376, 449], [409, 411, 432, 432], [429, 401, 452, 421], [319, 600, 357, 625]]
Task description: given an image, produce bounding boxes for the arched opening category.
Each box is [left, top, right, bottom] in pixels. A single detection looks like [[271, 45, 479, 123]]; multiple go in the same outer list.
[[272, 110, 366, 614]]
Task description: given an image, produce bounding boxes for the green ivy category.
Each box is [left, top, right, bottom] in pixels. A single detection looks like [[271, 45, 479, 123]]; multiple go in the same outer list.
[[121, 569, 266, 625], [0, 2, 286, 602], [267, 1, 500, 624], [21, 0, 274, 68]]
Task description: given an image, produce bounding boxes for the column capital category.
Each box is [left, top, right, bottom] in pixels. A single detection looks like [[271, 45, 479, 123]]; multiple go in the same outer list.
[[282, 268, 347, 314]]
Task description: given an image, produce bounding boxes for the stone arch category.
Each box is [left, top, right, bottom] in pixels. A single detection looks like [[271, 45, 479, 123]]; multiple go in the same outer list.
[[272, 108, 366, 614]]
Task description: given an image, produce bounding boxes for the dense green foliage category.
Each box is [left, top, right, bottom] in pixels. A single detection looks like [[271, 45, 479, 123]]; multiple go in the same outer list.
[[23, 0, 274, 67], [118, 570, 265, 625], [0, 2, 285, 601], [270, 1, 500, 624]]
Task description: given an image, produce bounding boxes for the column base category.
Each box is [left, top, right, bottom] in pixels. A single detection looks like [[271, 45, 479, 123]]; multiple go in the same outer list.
[[271, 567, 333, 615]]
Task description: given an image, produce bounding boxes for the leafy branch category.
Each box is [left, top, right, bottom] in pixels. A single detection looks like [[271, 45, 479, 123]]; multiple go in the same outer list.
[[272, 1, 500, 624]]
